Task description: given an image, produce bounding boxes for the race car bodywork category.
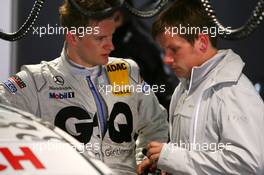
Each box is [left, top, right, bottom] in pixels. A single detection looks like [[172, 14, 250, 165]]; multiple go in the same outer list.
[[0, 104, 114, 175]]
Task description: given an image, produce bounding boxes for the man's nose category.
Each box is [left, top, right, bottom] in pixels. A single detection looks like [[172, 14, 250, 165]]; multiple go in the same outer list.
[[104, 39, 115, 52], [163, 55, 174, 65]]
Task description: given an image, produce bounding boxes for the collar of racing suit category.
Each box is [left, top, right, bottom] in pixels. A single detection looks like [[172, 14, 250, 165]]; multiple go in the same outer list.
[[60, 44, 103, 80]]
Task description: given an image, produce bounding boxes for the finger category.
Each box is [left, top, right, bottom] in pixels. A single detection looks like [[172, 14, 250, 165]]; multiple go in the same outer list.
[[149, 162, 158, 173], [137, 158, 152, 174], [136, 164, 143, 174], [147, 141, 162, 149], [147, 146, 162, 158], [142, 158, 152, 167], [150, 163, 157, 170], [161, 170, 167, 175], [149, 153, 160, 162], [136, 163, 144, 174]]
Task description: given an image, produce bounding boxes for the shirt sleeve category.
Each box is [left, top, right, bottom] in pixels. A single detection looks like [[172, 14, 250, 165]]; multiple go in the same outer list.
[[0, 70, 39, 115], [136, 81, 169, 164], [124, 58, 169, 164]]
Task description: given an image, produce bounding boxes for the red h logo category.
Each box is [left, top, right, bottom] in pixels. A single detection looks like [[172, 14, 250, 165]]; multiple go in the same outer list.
[[0, 147, 45, 171]]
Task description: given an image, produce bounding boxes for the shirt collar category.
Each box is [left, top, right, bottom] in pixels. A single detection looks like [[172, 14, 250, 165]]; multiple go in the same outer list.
[[180, 50, 226, 93], [61, 43, 102, 78]]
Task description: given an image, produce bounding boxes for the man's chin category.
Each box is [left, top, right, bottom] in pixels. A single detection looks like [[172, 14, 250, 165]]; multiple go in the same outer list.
[[94, 55, 108, 64], [175, 70, 183, 77], [102, 57, 109, 64], [174, 69, 190, 78], [175, 72, 189, 79]]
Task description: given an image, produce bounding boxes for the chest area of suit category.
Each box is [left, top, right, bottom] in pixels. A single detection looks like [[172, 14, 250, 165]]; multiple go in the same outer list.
[[170, 89, 219, 145], [36, 74, 139, 143], [39, 74, 137, 110]]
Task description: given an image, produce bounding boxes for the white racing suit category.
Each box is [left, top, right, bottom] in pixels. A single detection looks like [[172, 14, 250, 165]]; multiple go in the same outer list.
[[0, 48, 169, 175], [157, 49, 264, 174]]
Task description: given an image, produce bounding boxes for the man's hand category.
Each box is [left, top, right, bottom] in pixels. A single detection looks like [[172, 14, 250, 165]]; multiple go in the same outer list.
[[147, 141, 164, 163], [137, 141, 165, 174]]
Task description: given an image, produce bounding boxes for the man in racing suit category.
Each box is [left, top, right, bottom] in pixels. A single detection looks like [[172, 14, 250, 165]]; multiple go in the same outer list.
[[137, 0, 264, 174], [0, 1, 168, 174]]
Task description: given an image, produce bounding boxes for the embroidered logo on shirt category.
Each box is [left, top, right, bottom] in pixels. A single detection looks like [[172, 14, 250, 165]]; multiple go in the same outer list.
[[49, 86, 72, 90], [106, 63, 127, 72], [106, 60, 131, 96], [53, 76, 64, 86], [9, 75, 26, 89], [3, 80, 17, 93], [49, 92, 75, 99]]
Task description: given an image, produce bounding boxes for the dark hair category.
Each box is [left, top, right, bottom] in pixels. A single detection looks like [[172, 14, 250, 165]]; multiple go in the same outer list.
[[152, 0, 217, 47], [59, 0, 118, 29]]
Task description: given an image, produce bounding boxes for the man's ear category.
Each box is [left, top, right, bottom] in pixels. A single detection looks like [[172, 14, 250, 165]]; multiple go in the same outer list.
[[66, 32, 78, 46], [197, 33, 209, 53]]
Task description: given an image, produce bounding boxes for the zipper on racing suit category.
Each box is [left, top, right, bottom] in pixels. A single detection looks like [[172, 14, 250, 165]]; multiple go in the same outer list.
[[86, 76, 107, 162]]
